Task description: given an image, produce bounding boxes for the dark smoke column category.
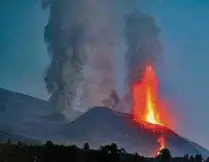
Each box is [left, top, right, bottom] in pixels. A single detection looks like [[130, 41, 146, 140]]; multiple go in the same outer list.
[[124, 11, 162, 87], [41, 0, 116, 120], [116, 11, 162, 113]]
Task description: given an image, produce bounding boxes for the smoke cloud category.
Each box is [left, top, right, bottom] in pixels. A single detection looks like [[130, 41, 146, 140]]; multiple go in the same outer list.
[[115, 11, 162, 113], [42, 0, 116, 120], [124, 11, 162, 87], [41, 0, 162, 118]]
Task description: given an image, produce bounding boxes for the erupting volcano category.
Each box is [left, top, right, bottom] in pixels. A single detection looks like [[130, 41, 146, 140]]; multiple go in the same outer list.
[[131, 65, 169, 155]]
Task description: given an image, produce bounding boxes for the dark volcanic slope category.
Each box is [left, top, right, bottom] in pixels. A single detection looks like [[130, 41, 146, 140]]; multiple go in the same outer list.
[[0, 87, 49, 118], [0, 88, 68, 142], [0, 88, 49, 143], [0, 131, 40, 144], [63, 107, 209, 157], [0, 88, 209, 157]]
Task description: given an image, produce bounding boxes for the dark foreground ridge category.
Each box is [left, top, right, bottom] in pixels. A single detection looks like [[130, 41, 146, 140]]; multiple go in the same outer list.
[[0, 141, 208, 162]]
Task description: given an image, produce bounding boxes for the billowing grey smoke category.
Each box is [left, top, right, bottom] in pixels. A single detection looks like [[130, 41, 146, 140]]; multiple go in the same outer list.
[[124, 11, 162, 86], [41, 0, 162, 118], [42, 0, 116, 120], [115, 11, 162, 113]]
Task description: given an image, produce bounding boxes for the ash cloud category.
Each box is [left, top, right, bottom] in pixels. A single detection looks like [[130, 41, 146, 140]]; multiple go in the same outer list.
[[41, 0, 162, 118], [124, 11, 162, 87], [115, 11, 162, 113], [42, 0, 116, 120]]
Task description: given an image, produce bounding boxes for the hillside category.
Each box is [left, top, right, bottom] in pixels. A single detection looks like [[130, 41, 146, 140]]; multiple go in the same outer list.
[[0, 88, 208, 157], [60, 107, 209, 157], [0, 88, 67, 142]]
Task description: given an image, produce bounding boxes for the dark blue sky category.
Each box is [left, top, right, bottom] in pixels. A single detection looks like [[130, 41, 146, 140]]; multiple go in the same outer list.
[[1, 0, 209, 149]]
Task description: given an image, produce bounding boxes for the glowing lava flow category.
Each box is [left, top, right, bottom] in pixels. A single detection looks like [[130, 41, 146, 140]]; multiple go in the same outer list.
[[131, 65, 168, 156], [154, 136, 166, 157], [132, 65, 163, 125]]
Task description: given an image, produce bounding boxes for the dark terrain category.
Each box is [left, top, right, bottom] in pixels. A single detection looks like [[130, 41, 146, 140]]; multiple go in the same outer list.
[[0, 87, 209, 157], [0, 141, 208, 162]]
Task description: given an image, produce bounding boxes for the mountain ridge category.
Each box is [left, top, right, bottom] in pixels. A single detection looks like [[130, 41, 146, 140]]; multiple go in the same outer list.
[[0, 87, 208, 157], [58, 106, 208, 157]]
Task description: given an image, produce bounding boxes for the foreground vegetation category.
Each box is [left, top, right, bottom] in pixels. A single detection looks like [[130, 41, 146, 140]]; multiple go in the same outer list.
[[0, 140, 208, 162]]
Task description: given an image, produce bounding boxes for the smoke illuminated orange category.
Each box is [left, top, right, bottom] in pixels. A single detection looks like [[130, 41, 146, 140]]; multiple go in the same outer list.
[[132, 65, 164, 125]]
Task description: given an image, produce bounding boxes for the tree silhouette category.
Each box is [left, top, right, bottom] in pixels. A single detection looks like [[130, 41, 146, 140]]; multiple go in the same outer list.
[[134, 153, 139, 162], [184, 154, 189, 162], [0, 141, 206, 162], [45, 140, 54, 149], [7, 138, 11, 145], [84, 143, 90, 151], [195, 154, 203, 162], [110, 143, 118, 154], [158, 148, 172, 162], [109, 143, 119, 162], [17, 141, 23, 148], [119, 148, 126, 154], [190, 155, 195, 162]]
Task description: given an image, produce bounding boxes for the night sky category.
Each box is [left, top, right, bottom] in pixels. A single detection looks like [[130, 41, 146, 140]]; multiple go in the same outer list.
[[1, 0, 209, 149]]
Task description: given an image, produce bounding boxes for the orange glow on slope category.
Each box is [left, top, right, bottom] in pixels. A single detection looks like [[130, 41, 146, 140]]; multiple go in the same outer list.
[[158, 136, 165, 151], [132, 65, 164, 125], [154, 136, 166, 157]]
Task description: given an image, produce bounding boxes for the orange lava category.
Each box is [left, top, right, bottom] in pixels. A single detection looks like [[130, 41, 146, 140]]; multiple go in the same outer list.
[[154, 136, 166, 157], [158, 136, 165, 151], [131, 65, 170, 156], [132, 65, 164, 125]]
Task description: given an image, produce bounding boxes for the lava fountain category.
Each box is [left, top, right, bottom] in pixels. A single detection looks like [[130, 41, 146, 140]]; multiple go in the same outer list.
[[131, 65, 169, 156], [132, 65, 164, 125]]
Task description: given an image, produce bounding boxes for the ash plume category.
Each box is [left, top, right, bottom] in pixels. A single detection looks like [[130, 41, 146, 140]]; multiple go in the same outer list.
[[115, 11, 163, 113], [41, 0, 162, 118], [124, 11, 162, 87], [42, 0, 116, 120]]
